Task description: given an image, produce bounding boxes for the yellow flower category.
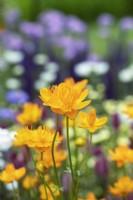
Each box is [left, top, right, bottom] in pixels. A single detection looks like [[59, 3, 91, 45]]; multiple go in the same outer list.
[[13, 126, 62, 152], [39, 182, 60, 200], [37, 148, 67, 168], [86, 192, 97, 200], [0, 163, 26, 183], [76, 108, 107, 133], [22, 175, 38, 189], [64, 77, 88, 90], [109, 176, 133, 197], [40, 81, 91, 119], [74, 137, 87, 147], [17, 102, 43, 126], [109, 146, 133, 167], [123, 103, 133, 119], [63, 117, 75, 127]]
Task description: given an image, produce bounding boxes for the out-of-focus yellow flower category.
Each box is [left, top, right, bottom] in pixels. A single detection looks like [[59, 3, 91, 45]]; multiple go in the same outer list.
[[37, 148, 67, 168], [17, 102, 43, 125], [13, 126, 62, 152], [76, 108, 107, 133], [22, 175, 38, 189], [123, 103, 133, 119], [86, 192, 97, 200], [75, 137, 87, 147], [109, 176, 133, 197], [109, 146, 133, 167], [39, 182, 60, 200], [40, 81, 91, 119], [0, 163, 26, 183], [64, 77, 88, 90]]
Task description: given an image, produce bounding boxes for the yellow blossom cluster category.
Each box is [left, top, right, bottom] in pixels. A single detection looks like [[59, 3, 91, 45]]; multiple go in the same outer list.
[[109, 146, 133, 167], [17, 102, 43, 126], [109, 176, 133, 197], [13, 126, 62, 152], [22, 175, 38, 189], [0, 163, 26, 183]]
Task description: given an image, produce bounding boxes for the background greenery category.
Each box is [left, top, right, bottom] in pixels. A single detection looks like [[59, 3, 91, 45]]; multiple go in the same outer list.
[[2, 0, 133, 22]]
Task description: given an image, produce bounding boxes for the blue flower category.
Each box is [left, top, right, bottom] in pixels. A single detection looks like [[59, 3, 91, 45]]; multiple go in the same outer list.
[[6, 90, 29, 104]]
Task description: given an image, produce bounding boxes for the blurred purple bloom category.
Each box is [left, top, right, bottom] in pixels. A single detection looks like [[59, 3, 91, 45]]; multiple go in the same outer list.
[[66, 15, 87, 33], [92, 147, 103, 156], [0, 108, 15, 120], [95, 156, 109, 177], [97, 13, 114, 26], [120, 17, 133, 30], [4, 9, 21, 28], [111, 113, 120, 130], [38, 10, 65, 35], [55, 36, 88, 60], [2, 32, 23, 50], [6, 90, 29, 104], [87, 53, 101, 62], [20, 22, 44, 38], [62, 173, 72, 192]]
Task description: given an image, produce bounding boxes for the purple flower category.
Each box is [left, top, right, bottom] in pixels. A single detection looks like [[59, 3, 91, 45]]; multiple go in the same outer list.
[[0, 108, 15, 120], [92, 147, 103, 156], [95, 156, 109, 177], [2, 32, 23, 50], [38, 10, 65, 35], [19, 22, 44, 38], [6, 90, 29, 104], [62, 173, 72, 192], [54, 36, 88, 60], [4, 9, 21, 28], [66, 15, 87, 33], [87, 53, 101, 62], [119, 17, 133, 30], [97, 13, 114, 26], [111, 113, 120, 130]]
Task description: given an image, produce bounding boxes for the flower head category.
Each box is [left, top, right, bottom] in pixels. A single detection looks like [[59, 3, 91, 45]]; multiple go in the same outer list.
[[76, 108, 107, 132], [109, 176, 133, 197], [86, 192, 97, 200], [13, 126, 62, 152], [22, 175, 38, 189], [17, 102, 43, 126], [40, 81, 91, 119], [37, 148, 67, 168], [123, 103, 133, 119], [0, 163, 26, 183], [109, 146, 133, 167], [64, 77, 88, 90], [39, 182, 60, 200]]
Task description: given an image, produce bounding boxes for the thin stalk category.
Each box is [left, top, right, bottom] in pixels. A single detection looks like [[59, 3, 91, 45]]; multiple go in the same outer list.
[[66, 116, 75, 186], [43, 175, 48, 200], [51, 114, 63, 200], [74, 174, 80, 200], [44, 178, 56, 200], [80, 133, 93, 170]]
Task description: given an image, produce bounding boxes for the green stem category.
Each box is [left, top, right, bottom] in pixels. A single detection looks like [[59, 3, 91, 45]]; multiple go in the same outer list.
[[51, 114, 63, 200], [44, 178, 56, 200], [43, 175, 48, 200], [66, 116, 75, 187], [80, 133, 93, 170], [12, 182, 17, 200], [74, 173, 80, 200]]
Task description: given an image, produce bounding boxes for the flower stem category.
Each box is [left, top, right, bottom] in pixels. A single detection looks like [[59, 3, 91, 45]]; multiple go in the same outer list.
[[74, 173, 80, 200], [51, 114, 63, 200], [66, 116, 75, 188]]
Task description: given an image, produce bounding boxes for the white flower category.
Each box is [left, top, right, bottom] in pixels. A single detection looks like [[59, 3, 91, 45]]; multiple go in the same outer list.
[[118, 68, 133, 82], [45, 62, 59, 73], [6, 78, 21, 89], [74, 61, 109, 77], [0, 128, 16, 151], [3, 50, 24, 64], [5, 181, 18, 191], [33, 54, 49, 65]]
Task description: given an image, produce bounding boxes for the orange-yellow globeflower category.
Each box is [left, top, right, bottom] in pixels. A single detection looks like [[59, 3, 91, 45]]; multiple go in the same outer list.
[[0, 163, 26, 183], [13, 126, 62, 152], [123, 103, 133, 119], [64, 77, 88, 90], [37, 148, 67, 169], [39, 182, 60, 200], [40, 81, 91, 119], [109, 146, 133, 167], [22, 175, 38, 189], [109, 176, 133, 198], [76, 108, 107, 133], [17, 102, 43, 126]]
